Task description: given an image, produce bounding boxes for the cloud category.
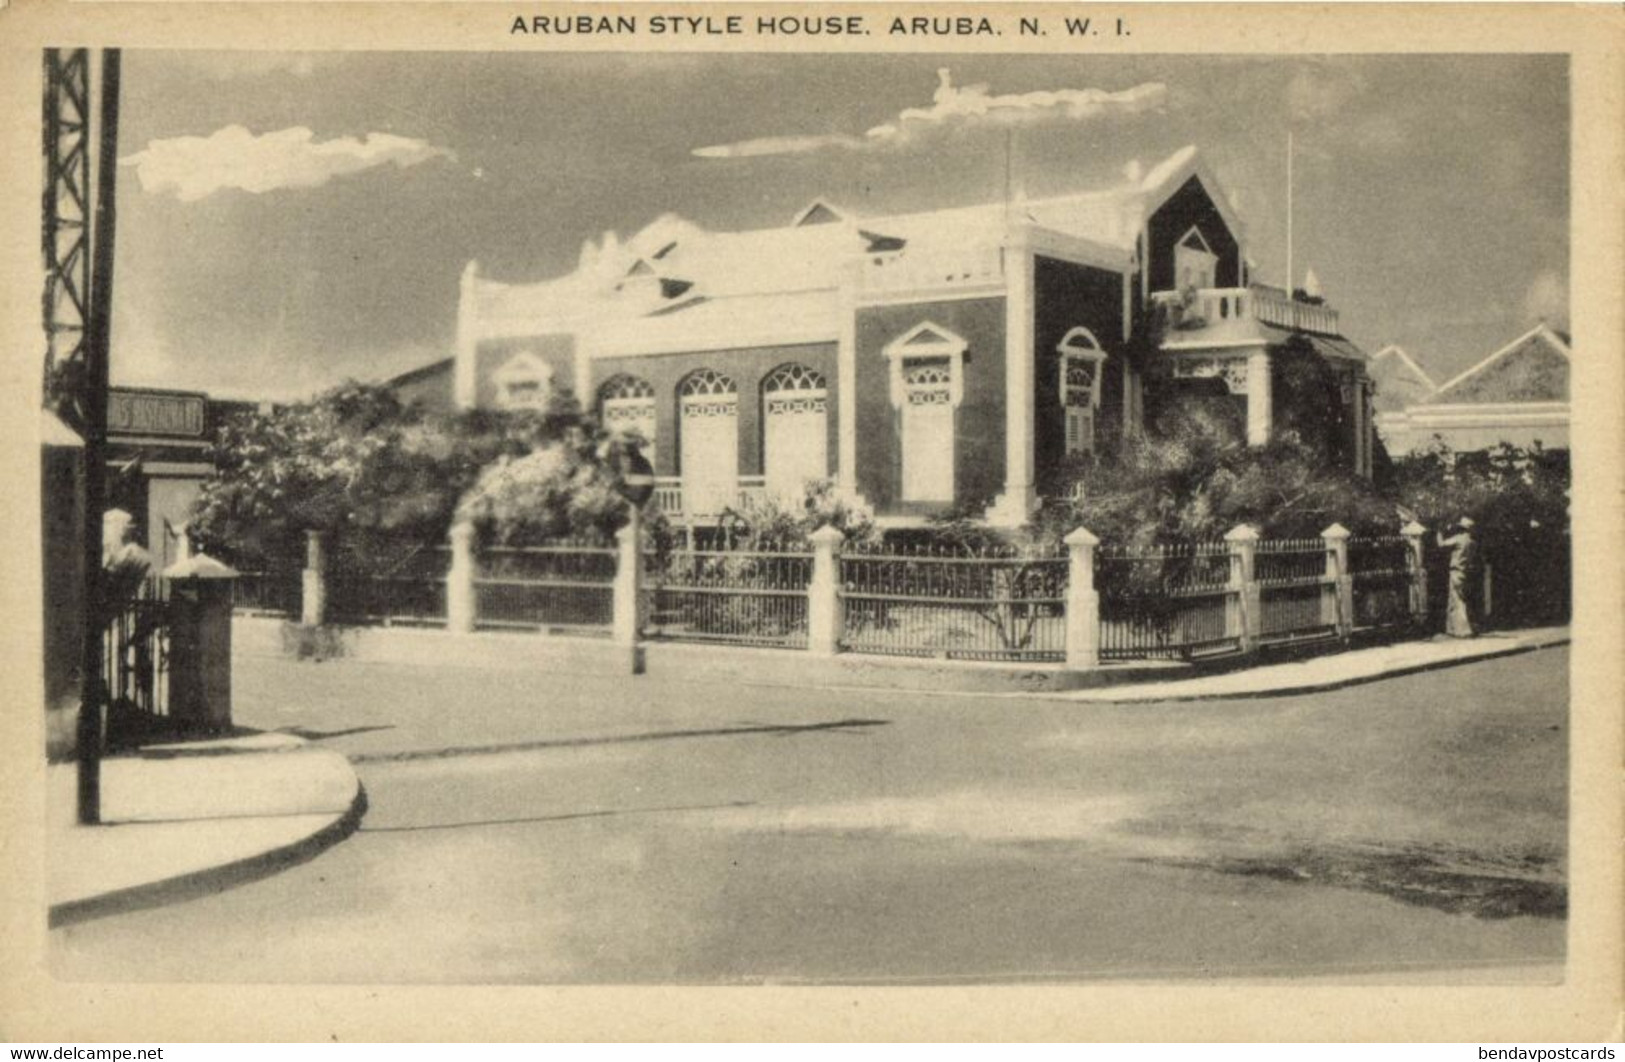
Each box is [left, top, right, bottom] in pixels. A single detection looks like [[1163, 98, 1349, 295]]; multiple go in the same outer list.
[[121, 125, 454, 202], [1286, 60, 1368, 122], [693, 68, 1166, 159], [1520, 269, 1568, 327]]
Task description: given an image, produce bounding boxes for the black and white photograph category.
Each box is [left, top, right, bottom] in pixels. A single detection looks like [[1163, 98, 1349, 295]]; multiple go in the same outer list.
[[4, 1, 1622, 1043]]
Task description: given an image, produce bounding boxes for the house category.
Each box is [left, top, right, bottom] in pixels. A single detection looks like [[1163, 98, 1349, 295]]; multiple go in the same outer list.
[[104, 386, 265, 567], [392, 145, 1375, 527], [1374, 324, 1570, 455]]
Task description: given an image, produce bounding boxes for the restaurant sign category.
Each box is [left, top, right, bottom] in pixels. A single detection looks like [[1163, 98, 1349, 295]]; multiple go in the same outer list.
[[108, 390, 206, 437]]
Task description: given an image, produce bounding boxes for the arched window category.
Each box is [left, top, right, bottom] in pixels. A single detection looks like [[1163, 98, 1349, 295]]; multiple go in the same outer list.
[[761, 364, 829, 506], [678, 369, 739, 517], [598, 374, 657, 467], [884, 322, 967, 504], [1057, 327, 1108, 457]]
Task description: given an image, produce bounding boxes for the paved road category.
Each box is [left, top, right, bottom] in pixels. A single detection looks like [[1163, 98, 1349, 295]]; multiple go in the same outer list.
[[52, 648, 1568, 984]]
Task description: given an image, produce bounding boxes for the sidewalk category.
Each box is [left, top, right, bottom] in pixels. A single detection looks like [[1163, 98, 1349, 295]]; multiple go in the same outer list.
[[48, 732, 364, 927], [1052, 626, 1571, 703]]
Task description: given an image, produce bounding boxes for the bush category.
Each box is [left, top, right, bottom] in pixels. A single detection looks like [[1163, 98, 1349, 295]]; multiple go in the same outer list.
[[190, 380, 594, 572]]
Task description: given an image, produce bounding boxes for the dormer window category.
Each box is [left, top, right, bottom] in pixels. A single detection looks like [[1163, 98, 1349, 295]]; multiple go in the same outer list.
[[493, 352, 554, 410], [1057, 327, 1108, 457], [791, 199, 847, 227], [1175, 226, 1217, 291]]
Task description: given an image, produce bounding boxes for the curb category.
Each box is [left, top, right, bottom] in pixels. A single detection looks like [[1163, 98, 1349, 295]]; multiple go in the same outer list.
[[1042, 633, 1571, 704], [48, 779, 369, 929]]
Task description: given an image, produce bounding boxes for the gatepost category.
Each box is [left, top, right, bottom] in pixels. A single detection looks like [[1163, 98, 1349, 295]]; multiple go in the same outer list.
[[1063, 526, 1100, 670], [1225, 524, 1261, 654], [613, 508, 645, 673], [807, 524, 845, 656], [301, 530, 327, 627], [163, 533, 239, 733], [446, 521, 476, 634], [1321, 522, 1353, 640], [1401, 520, 1428, 626]]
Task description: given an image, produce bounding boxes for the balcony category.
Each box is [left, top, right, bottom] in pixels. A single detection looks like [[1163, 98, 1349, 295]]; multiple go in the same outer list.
[[1152, 285, 1341, 343]]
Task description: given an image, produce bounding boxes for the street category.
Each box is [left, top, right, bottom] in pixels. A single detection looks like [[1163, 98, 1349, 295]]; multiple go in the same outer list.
[[51, 647, 1568, 984]]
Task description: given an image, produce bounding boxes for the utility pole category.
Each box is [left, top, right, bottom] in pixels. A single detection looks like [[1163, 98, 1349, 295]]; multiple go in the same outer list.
[[71, 49, 122, 825], [1286, 128, 1296, 332]]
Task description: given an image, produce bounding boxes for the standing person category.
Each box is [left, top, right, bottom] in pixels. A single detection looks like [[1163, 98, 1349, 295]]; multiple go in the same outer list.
[[1436, 516, 1480, 638]]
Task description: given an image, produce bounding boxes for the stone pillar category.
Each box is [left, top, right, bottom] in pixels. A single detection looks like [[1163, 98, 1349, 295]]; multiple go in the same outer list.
[[990, 228, 1037, 526], [1401, 520, 1428, 626], [1225, 524, 1261, 653], [807, 524, 845, 656], [1245, 347, 1273, 447], [1064, 527, 1101, 670], [613, 507, 644, 672], [446, 521, 476, 635], [301, 530, 327, 627], [162, 552, 239, 733], [1322, 522, 1353, 639]]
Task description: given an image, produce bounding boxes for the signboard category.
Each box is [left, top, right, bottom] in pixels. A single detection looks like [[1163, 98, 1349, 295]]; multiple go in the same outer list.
[[108, 390, 206, 437]]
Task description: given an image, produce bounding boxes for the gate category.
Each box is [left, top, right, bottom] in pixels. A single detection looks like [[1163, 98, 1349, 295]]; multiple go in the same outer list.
[[103, 576, 171, 719]]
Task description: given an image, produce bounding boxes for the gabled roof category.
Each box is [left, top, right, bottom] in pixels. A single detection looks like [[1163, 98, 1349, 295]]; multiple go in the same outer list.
[[1427, 324, 1570, 405], [1368, 345, 1437, 412], [467, 145, 1242, 351]]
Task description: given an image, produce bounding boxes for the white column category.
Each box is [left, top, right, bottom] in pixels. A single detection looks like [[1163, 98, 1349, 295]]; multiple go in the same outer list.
[[1321, 522, 1353, 639], [990, 228, 1037, 526], [1225, 524, 1260, 653], [1401, 520, 1428, 626], [1245, 346, 1273, 447], [446, 521, 476, 635], [454, 260, 480, 411], [613, 508, 643, 652], [835, 260, 866, 508], [1064, 527, 1101, 670], [300, 530, 327, 628], [806, 524, 844, 656]]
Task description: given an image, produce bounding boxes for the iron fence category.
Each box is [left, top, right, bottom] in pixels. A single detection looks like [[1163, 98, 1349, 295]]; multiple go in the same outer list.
[[839, 543, 1067, 661], [104, 576, 169, 718], [232, 567, 301, 616], [1097, 541, 1240, 660], [327, 547, 449, 627], [1255, 538, 1337, 644], [1348, 535, 1414, 630], [476, 540, 616, 633], [644, 547, 811, 648]]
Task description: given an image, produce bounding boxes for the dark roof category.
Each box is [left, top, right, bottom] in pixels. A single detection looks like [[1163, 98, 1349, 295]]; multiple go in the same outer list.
[[1427, 325, 1569, 404]]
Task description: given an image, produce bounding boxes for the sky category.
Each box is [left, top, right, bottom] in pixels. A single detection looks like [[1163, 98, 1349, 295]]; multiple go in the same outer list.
[[108, 51, 1568, 401]]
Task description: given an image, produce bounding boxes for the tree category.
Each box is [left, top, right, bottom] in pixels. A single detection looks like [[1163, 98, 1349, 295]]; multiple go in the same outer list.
[[189, 380, 592, 571]]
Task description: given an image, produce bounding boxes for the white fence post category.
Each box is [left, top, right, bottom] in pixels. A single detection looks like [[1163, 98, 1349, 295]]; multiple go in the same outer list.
[[1322, 522, 1353, 639], [301, 530, 327, 627], [1225, 524, 1260, 654], [807, 524, 844, 656], [613, 508, 644, 671], [1064, 527, 1101, 670], [446, 521, 476, 634], [1401, 520, 1428, 626]]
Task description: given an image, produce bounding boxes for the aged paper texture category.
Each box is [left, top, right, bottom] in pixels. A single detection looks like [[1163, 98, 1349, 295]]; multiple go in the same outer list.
[[0, 0, 1620, 1042]]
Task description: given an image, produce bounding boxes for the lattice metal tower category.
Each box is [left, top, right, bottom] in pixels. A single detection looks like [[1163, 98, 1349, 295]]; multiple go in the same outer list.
[[42, 48, 93, 431]]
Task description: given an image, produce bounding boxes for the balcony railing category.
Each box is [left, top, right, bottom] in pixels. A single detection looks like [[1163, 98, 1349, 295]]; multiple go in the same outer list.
[[1152, 285, 1340, 338], [652, 475, 770, 523]]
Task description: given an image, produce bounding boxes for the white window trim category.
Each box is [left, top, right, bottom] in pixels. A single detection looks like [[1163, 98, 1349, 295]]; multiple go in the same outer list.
[[1177, 225, 1214, 253], [1057, 327, 1108, 411], [883, 321, 968, 409], [492, 351, 554, 409]]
